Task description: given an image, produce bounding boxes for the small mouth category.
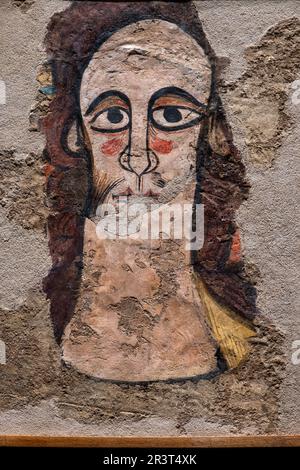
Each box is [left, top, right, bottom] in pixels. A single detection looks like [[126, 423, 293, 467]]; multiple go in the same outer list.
[[143, 189, 159, 198], [112, 187, 134, 199], [112, 187, 159, 199]]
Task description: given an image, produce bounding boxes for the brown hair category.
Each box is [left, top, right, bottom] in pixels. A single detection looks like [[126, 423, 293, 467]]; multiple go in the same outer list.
[[43, 1, 256, 342]]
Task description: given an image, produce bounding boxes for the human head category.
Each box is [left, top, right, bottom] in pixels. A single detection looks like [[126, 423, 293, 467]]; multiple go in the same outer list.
[[43, 1, 256, 342]]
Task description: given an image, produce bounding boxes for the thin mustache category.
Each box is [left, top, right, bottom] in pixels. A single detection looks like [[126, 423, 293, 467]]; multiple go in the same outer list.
[[152, 176, 167, 188], [90, 170, 124, 215]]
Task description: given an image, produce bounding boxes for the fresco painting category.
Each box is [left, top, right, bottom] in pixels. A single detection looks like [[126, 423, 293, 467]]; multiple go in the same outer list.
[[43, 2, 257, 383]]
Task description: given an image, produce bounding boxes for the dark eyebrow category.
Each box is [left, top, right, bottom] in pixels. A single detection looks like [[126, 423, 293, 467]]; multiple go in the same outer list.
[[148, 86, 207, 110], [85, 90, 130, 116]]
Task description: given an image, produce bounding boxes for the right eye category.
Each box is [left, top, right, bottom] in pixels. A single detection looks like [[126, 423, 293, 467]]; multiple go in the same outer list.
[[90, 106, 130, 133]]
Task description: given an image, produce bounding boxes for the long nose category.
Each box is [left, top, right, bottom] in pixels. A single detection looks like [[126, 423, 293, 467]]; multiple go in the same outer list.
[[128, 115, 149, 177], [118, 112, 159, 192]]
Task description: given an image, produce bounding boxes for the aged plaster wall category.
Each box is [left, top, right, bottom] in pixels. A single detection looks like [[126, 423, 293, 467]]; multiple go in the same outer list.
[[0, 0, 299, 436]]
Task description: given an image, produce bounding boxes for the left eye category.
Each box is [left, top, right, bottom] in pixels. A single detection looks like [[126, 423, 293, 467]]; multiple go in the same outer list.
[[90, 106, 130, 132], [151, 106, 203, 131]]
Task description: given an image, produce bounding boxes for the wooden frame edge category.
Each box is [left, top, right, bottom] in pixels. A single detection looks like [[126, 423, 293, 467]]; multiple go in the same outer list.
[[0, 435, 299, 447]]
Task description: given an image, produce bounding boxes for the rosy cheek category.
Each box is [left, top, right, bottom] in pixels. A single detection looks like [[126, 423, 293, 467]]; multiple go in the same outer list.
[[150, 137, 174, 154], [101, 138, 124, 156]]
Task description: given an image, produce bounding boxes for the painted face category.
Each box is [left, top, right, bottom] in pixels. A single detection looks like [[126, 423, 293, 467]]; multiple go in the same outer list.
[[80, 20, 211, 206]]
